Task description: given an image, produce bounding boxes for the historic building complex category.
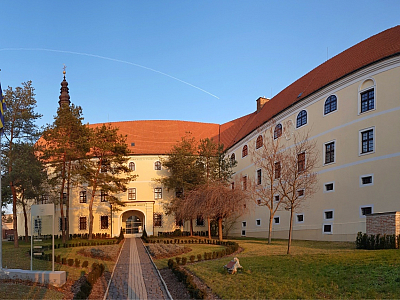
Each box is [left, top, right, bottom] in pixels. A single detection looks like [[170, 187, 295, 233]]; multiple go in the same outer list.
[[18, 26, 400, 241]]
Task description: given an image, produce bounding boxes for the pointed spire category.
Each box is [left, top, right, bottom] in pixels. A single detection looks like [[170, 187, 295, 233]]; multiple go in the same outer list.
[[59, 64, 71, 107]]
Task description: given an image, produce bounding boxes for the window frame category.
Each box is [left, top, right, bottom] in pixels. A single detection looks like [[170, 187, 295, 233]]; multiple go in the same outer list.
[[256, 135, 263, 149], [323, 140, 336, 165], [256, 169, 262, 185], [296, 110, 308, 128], [242, 145, 248, 158], [154, 161, 162, 170], [256, 219, 261, 226], [153, 213, 163, 227], [230, 153, 236, 164], [360, 205, 373, 218], [324, 182, 335, 193], [154, 187, 163, 199], [324, 210, 334, 220], [323, 223, 333, 234], [274, 216, 280, 224], [128, 162, 135, 171], [128, 188, 137, 200], [358, 79, 376, 115], [274, 161, 281, 179], [100, 215, 109, 229], [324, 95, 338, 115], [297, 152, 305, 173], [359, 127, 375, 156], [242, 175, 248, 191], [100, 190, 108, 202], [360, 174, 374, 187], [80, 191, 87, 204], [296, 214, 304, 223], [274, 123, 283, 139], [196, 216, 205, 227], [360, 88, 375, 113], [242, 221, 247, 227], [79, 216, 87, 231]]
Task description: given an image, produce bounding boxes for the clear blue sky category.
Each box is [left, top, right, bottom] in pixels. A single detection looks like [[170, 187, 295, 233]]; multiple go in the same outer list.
[[0, 1, 399, 128]]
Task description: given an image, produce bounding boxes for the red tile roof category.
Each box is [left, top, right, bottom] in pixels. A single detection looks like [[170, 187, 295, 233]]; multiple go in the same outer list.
[[221, 25, 400, 149], [92, 26, 400, 154], [91, 120, 220, 155]]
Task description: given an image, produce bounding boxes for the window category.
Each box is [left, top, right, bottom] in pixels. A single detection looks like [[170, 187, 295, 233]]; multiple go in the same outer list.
[[360, 89, 374, 113], [175, 188, 183, 198], [296, 214, 304, 223], [296, 110, 307, 128], [360, 174, 373, 186], [257, 199, 262, 205], [242, 221, 247, 227], [79, 217, 87, 230], [241, 230, 246, 236], [62, 192, 67, 204], [256, 135, 263, 149], [275, 162, 281, 179], [297, 152, 305, 173], [154, 188, 162, 199], [323, 224, 332, 234], [361, 128, 374, 154], [256, 169, 262, 185], [324, 141, 335, 164], [128, 188, 136, 200], [242, 145, 248, 158], [242, 176, 247, 190], [101, 216, 109, 229], [39, 195, 50, 204], [100, 190, 107, 202], [274, 217, 280, 224], [175, 218, 183, 227], [59, 217, 68, 231], [324, 210, 333, 220], [361, 206, 372, 216], [154, 213, 162, 227], [297, 189, 305, 197], [154, 161, 161, 170], [129, 162, 135, 171], [324, 95, 337, 115], [274, 195, 280, 202], [256, 219, 261, 226], [100, 159, 108, 173], [80, 191, 87, 203], [230, 153, 236, 164], [196, 216, 204, 226], [324, 182, 334, 192], [231, 182, 235, 190], [274, 124, 282, 139]]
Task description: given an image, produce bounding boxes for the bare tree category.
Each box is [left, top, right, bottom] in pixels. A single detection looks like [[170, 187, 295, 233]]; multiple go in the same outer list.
[[249, 121, 287, 244], [279, 131, 319, 254]]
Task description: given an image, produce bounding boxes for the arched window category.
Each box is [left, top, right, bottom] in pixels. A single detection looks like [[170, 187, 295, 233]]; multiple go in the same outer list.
[[274, 124, 282, 139], [256, 135, 263, 149], [324, 95, 337, 115], [242, 145, 248, 158], [230, 153, 236, 164], [154, 161, 162, 170], [296, 110, 307, 128], [129, 162, 135, 171]]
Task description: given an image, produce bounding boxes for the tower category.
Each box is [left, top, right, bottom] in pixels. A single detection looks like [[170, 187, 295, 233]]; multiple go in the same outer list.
[[58, 66, 71, 107]]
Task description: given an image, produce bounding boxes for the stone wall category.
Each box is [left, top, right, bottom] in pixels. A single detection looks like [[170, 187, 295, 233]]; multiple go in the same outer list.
[[366, 212, 400, 236]]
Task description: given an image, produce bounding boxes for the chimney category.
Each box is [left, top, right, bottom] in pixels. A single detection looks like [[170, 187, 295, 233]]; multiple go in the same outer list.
[[256, 97, 270, 113]]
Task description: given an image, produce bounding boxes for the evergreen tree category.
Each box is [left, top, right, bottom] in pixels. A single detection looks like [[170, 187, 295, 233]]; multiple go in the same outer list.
[[2, 81, 42, 248]]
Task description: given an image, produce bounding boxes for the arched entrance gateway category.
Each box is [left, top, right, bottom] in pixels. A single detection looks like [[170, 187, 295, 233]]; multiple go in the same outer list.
[[121, 210, 145, 237]]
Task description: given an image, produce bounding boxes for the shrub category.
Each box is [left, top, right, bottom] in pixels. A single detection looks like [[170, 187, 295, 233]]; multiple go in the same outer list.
[[182, 257, 187, 265], [62, 257, 67, 265], [168, 259, 174, 269], [175, 257, 181, 264], [197, 254, 202, 261], [190, 255, 195, 263], [68, 259, 74, 266], [75, 258, 80, 268], [82, 261, 89, 268]]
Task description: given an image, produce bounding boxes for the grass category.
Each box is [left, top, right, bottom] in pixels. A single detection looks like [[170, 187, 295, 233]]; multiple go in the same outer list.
[[1, 238, 121, 300], [184, 238, 400, 299]]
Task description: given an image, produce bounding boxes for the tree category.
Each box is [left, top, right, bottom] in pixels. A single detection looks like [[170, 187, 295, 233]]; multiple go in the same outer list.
[[279, 132, 319, 254], [4, 143, 47, 242], [184, 181, 247, 240], [42, 104, 89, 243], [249, 122, 286, 244], [78, 123, 136, 240], [158, 134, 204, 236], [2, 81, 42, 248]]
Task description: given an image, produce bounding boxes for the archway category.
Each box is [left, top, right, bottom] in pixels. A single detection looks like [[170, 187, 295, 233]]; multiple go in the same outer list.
[[121, 210, 145, 237]]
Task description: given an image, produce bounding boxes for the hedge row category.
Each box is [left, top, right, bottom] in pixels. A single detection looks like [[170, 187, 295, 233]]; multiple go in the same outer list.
[[168, 259, 207, 299], [143, 236, 239, 249], [74, 263, 105, 300], [356, 232, 400, 249]]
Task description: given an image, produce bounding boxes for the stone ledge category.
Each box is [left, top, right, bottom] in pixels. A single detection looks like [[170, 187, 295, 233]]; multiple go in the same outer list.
[[0, 268, 66, 287]]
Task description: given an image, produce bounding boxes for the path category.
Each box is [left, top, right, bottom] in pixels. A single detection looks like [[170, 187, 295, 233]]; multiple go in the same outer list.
[[106, 238, 170, 300]]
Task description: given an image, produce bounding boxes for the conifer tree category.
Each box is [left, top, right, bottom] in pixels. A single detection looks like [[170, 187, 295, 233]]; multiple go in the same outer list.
[[2, 81, 42, 248]]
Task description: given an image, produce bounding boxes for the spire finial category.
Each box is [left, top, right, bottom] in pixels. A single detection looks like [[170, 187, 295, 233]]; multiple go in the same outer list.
[[59, 64, 70, 107], [63, 64, 67, 79]]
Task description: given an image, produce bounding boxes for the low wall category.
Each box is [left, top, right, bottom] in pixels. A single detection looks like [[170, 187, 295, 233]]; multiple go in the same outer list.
[[0, 268, 66, 287], [366, 211, 400, 236]]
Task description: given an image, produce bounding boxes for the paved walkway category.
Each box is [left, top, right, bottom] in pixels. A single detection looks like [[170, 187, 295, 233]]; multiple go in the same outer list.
[[106, 238, 170, 300]]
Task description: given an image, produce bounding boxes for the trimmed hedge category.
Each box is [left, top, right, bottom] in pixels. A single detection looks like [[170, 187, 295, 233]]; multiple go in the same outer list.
[[73, 263, 105, 300], [356, 232, 399, 249]]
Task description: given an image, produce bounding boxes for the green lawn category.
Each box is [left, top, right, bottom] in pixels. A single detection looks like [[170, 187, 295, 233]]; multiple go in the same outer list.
[[185, 238, 400, 299]]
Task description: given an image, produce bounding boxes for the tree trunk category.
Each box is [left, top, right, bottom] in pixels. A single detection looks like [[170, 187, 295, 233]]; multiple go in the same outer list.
[[22, 200, 29, 243], [66, 161, 72, 240], [189, 219, 193, 236], [207, 217, 211, 239], [218, 217, 223, 241], [268, 212, 273, 244], [60, 157, 67, 244], [287, 204, 294, 254], [11, 185, 19, 248], [88, 181, 98, 240]]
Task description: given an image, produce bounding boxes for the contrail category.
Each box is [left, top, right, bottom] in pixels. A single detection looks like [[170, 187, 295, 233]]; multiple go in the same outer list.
[[0, 47, 220, 99]]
